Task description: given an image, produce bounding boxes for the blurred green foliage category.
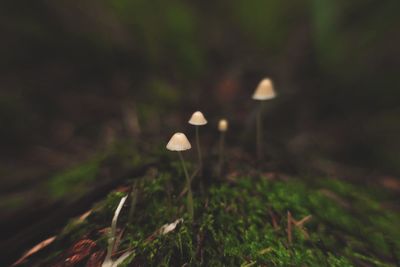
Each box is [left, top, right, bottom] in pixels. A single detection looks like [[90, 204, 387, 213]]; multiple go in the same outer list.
[[105, 0, 205, 77], [1, 0, 400, 211], [312, 0, 399, 78], [47, 158, 102, 199]]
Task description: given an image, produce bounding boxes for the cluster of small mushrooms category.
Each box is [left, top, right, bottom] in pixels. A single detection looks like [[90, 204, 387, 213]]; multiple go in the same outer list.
[[99, 79, 276, 266], [166, 78, 277, 220]]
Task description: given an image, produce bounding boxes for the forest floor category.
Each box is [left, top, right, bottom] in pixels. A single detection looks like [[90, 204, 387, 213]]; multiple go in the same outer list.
[[9, 141, 400, 267]]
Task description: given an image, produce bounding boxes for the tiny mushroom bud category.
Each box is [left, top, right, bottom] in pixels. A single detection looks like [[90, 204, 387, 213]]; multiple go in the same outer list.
[[218, 119, 228, 132], [217, 119, 228, 177], [189, 111, 208, 125], [188, 111, 207, 173], [166, 132, 191, 151], [252, 78, 276, 100]]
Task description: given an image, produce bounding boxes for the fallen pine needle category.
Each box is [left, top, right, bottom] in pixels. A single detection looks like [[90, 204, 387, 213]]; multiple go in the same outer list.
[[13, 236, 56, 266]]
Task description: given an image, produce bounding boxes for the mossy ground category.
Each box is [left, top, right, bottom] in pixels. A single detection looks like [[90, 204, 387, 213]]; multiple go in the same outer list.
[[22, 156, 400, 267]]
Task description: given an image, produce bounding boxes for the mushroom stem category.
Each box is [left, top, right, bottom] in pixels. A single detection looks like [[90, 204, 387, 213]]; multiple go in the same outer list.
[[287, 211, 292, 245], [256, 103, 264, 160], [127, 180, 138, 226], [218, 131, 225, 177], [195, 126, 202, 172], [178, 151, 194, 220]]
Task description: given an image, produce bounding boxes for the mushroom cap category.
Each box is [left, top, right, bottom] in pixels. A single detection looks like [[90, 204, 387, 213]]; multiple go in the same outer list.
[[252, 78, 276, 100], [188, 111, 208, 126], [218, 119, 228, 132], [166, 132, 192, 151]]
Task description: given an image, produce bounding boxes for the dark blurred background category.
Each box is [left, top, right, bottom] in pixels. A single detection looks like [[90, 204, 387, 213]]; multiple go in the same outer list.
[[1, 0, 400, 260]]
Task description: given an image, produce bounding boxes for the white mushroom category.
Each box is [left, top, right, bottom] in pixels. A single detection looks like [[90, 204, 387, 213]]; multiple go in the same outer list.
[[252, 78, 277, 160], [166, 132, 194, 220], [166, 132, 192, 151], [252, 78, 276, 100], [188, 111, 208, 125], [188, 111, 207, 173]]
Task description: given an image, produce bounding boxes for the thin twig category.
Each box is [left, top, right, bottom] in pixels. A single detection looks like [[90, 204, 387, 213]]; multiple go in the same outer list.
[[287, 211, 292, 245], [293, 215, 312, 227], [291, 214, 312, 239], [268, 208, 279, 230]]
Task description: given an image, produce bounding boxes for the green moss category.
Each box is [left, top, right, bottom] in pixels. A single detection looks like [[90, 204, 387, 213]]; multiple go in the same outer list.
[[32, 168, 399, 266]]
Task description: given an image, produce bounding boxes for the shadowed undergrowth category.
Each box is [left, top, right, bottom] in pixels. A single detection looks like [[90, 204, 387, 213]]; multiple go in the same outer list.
[[21, 159, 399, 266]]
